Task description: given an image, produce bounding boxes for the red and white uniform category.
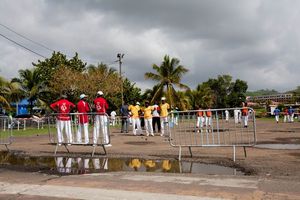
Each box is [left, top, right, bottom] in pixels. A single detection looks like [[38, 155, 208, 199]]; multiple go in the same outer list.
[[77, 100, 90, 124], [76, 100, 90, 143], [93, 97, 109, 145], [50, 99, 75, 144], [93, 97, 108, 114], [50, 99, 75, 121], [196, 110, 204, 131]]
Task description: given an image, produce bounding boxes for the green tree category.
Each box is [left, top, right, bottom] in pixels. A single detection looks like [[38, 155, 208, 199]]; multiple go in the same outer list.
[[144, 55, 189, 106], [0, 77, 11, 109], [13, 68, 47, 114], [227, 79, 248, 107], [33, 51, 86, 85]]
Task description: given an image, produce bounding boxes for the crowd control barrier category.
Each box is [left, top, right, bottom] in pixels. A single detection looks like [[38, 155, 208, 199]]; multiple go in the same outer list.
[[167, 108, 256, 161], [48, 112, 110, 156], [0, 116, 13, 151]]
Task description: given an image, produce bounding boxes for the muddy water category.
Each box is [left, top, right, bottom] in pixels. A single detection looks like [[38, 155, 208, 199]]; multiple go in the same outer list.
[[0, 151, 244, 175]]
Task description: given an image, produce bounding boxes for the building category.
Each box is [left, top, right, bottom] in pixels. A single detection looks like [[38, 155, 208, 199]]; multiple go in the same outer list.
[[246, 93, 293, 103]]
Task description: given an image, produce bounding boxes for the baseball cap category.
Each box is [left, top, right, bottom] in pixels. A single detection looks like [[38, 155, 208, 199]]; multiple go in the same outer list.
[[161, 97, 166, 101], [80, 94, 87, 99], [61, 94, 67, 98], [97, 91, 104, 96], [136, 102, 140, 105]]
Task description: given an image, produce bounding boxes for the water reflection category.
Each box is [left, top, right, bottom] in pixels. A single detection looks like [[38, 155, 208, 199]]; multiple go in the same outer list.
[[0, 152, 243, 175]]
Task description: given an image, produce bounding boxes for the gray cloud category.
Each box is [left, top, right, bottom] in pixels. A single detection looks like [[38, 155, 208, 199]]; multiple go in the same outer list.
[[0, 0, 299, 92]]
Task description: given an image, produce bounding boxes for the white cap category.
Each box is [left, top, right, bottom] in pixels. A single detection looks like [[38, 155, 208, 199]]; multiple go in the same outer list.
[[136, 102, 140, 105], [161, 97, 166, 101], [80, 94, 87, 99], [97, 91, 104, 96]]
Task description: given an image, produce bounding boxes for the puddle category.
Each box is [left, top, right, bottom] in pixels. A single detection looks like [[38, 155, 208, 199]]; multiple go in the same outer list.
[[0, 151, 244, 175], [255, 144, 300, 150]]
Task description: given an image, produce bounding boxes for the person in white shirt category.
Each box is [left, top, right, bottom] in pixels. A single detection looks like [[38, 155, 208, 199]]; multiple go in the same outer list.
[[110, 110, 117, 126]]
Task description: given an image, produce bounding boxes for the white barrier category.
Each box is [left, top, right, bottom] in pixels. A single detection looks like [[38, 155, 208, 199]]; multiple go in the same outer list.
[[167, 108, 256, 161], [0, 116, 13, 150]]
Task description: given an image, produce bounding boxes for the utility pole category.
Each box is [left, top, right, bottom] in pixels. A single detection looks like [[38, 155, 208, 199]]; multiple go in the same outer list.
[[117, 53, 125, 105]]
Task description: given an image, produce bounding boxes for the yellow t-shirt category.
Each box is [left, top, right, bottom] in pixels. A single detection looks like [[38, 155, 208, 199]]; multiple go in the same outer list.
[[143, 106, 154, 119], [128, 105, 140, 119], [160, 103, 170, 117], [129, 159, 141, 169]]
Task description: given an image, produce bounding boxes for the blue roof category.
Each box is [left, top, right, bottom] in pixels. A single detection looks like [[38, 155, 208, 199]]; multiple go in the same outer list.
[[11, 99, 30, 106]]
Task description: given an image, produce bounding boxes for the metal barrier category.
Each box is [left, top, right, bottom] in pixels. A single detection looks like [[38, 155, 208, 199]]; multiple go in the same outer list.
[[48, 112, 111, 156], [0, 116, 13, 150], [12, 117, 46, 130], [167, 108, 256, 161]]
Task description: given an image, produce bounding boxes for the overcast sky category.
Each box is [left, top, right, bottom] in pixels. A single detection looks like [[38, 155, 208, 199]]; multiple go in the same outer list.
[[0, 0, 299, 92]]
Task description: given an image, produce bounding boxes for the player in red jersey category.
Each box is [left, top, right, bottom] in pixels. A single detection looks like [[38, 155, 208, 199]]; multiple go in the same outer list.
[[50, 94, 75, 145], [76, 94, 90, 144], [93, 91, 110, 146]]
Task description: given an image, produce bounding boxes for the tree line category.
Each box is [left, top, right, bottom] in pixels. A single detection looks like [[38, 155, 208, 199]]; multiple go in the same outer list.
[[2, 51, 292, 115]]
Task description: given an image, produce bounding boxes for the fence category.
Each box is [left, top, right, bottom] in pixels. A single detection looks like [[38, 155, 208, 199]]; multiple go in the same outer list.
[[0, 116, 13, 150], [167, 108, 256, 161], [11, 116, 46, 130], [47, 112, 111, 156]]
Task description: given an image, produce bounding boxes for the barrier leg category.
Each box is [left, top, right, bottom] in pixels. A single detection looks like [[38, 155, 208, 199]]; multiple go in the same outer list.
[[4, 144, 9, 152], [243, 146, 247, 158], [178, 146, 182, 161], [54, 144, 59, 156], [188, 146, 193, 158], [91, 145, 107, 157], [233, 145, 236, 162]]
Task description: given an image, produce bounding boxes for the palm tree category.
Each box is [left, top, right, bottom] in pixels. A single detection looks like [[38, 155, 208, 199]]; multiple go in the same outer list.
[[14, 68, 46, 114], [0, 77, 10, 109], [0, 77, 24, 113], [87, 63, 117, 75], [144, 55, 189, 106]]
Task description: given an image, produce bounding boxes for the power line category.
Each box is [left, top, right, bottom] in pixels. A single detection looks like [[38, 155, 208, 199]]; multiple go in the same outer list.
[[0, 23, 120, 65], [0, 23, 54, 52], [0, 32, 46, 58]]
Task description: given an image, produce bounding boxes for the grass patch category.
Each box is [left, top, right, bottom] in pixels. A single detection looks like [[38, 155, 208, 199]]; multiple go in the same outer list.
[[12, 128, 54, 137]]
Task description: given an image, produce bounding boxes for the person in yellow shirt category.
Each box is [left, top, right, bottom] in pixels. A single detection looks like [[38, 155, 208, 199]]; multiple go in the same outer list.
[[128, 158, 141, 171], [128, 102, 142, 135], [143, 101, 154, 136], [160, 97, 170, 136]]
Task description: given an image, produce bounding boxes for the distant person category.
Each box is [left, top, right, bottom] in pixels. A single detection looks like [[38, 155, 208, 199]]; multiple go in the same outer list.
[[143, 101, 154, 136], [160, 97, 170, 136], [205, 108, 212, 132], [110, 110, 117, 126], [283, 107, 289, 123], [93, 91, 110, 147], [288, 106, 295, 122], [171, 107, 179, 126], [234, 109, 241, 124], [76, 94, 90, 144], [128, 102, 142, 135], [225, 109, 229, 122], [152, 101, 161, 134], [241, 102, 249, 128], [120, 102, 130, 133], [196, 106, 204, 133], [273, 107, 281, 124], [50, 94, 75, 145]]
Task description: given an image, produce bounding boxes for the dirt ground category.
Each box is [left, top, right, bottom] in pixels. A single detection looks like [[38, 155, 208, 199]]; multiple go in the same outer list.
[[5, 118, 300, 181]]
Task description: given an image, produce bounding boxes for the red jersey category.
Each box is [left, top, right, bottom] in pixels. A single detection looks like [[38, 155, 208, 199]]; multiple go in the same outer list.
[[206, 110, 212, 117], [77, 100, 90, 124], [242, 107, 248, 116], [93, 97, 108, 114], [283, 108, 288, 115], [50, 99, 75, 121], [197, 111, 204, 117]]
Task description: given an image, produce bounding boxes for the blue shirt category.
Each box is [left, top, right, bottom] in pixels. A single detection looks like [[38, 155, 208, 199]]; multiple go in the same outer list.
[[273, 108, 280, 115]]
